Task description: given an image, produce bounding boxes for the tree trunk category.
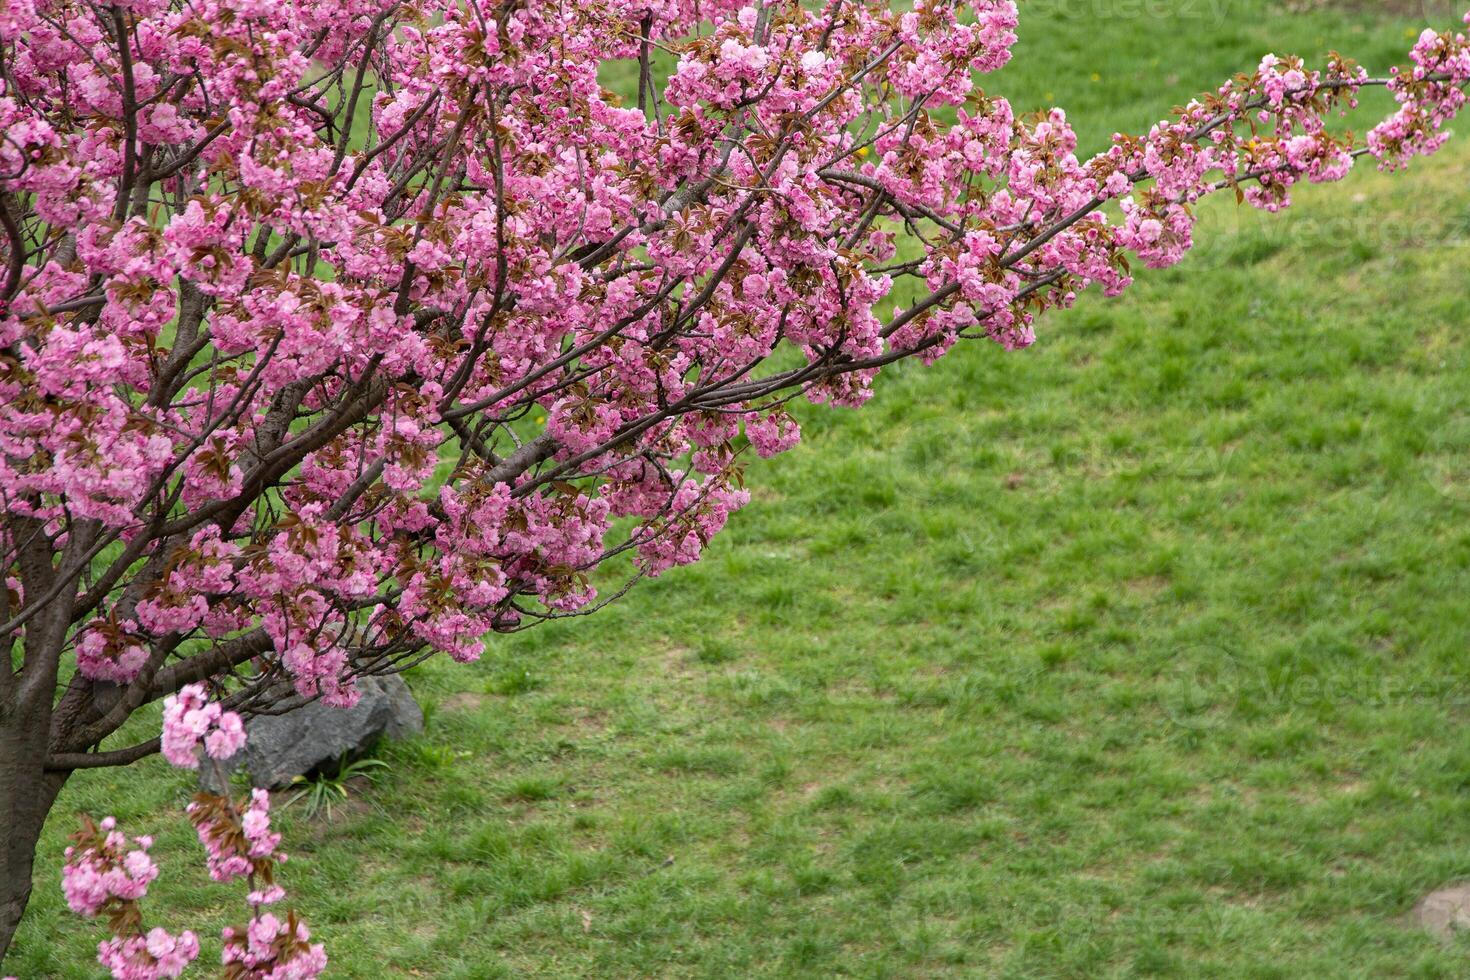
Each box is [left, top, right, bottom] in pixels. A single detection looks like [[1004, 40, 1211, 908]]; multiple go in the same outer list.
[[0, 698, 68, 967]]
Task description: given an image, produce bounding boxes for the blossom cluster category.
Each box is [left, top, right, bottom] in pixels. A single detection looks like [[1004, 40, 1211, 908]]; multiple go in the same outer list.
[[186, 789, 287, 906], [63, 689, 324, 978], [220, 912, 328, 980], [96, 930, 202, 980], [1371, 24, 1470, 167], [61, 818, 159, 919], [160, 685, 246, 769], [60, 817, 201, 978], [74, 618, 150, 684]]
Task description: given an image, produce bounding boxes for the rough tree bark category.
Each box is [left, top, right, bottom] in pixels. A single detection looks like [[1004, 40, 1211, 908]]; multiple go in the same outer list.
[[1, 511, 82, 965], [0, 691, 68, 963]]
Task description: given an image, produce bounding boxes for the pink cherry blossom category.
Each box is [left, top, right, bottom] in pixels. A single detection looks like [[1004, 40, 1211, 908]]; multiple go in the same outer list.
[[220, 911, 328, 979], [160, 684, 246, 768], [186, 787, 287, 894], [61, 818, 158, 917], [95, 928, 200, 980]]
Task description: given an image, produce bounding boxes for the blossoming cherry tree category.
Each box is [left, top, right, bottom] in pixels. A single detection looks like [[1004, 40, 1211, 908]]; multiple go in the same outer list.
[[3, 0, 1470, 972]]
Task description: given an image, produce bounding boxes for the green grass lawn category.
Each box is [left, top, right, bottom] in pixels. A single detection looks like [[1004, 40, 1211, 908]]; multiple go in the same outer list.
[[13, 1, 1470, 976]]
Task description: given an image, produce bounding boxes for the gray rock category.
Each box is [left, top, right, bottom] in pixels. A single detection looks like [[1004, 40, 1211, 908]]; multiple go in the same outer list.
[[1415, 883, 1470, 938], [201, 674, 422, 792]]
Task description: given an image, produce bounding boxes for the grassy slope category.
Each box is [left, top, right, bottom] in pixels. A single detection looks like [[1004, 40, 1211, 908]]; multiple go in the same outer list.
[[13, 1, 1470, 976]]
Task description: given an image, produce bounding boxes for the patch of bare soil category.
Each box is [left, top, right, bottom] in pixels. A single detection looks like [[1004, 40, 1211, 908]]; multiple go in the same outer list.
[[439, 691, 487, 712]]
